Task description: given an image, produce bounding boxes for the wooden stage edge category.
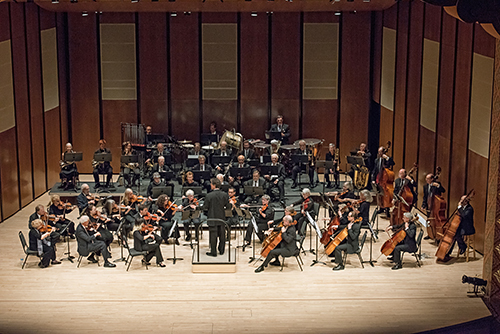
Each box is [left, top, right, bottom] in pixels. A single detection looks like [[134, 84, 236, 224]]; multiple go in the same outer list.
[[0, 182, 493, 333]]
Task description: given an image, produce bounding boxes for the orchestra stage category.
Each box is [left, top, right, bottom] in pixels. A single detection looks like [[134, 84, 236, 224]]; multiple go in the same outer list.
[[0, 177, 492, 334]]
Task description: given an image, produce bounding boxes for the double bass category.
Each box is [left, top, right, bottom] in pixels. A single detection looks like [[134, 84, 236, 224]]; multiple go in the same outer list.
[[427, 167, 447, 241], [390, 163, 417, 226], [435, 189, 475, 260], [376, 141, 395, 209]]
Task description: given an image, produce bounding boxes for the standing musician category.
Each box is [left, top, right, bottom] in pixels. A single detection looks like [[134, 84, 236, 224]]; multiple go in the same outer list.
[[242, 195, 275, 244], [28, 205, 61, 243], [201, 178, 230, 257], [92, 139, 113, 189], [48, 194, 76, 239], [192, 155, 213, 192], [77, 184, 97, 215], [86, 204, 114, 248], [238, 140, 256, 160], [121, 141, 140, 187], [393, 169, 417, 208], [325, 143, 340, 189], [255, 215, 298, 273], [385, 212, 417, 270], [291, 140, 315, 189], [243, 170, 266, 203], [29, 219, 60, 268], [263, 153, 286, 203], [154, 194, 181, 245], [442, 195, 475, 262], [270, 115, 291, 145], [182, 171, 200, 188], [133, 218, 166, 267], [76, 215, 116, 267], [189, 142, 207, 157], [421, 173, 446, 240], [356, 143, 372, 168], [371, 146, 395, 218], [290, 188, 315, 235], [59, 143, 79, 190], [332, 211, 361, 271], [179, 189, 201, 242]]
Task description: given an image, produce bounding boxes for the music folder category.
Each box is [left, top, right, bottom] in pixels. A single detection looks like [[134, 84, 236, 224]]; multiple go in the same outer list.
[[193, 170, 211, 182], [151, 186, 173, 199], [346, 156, 365, 166], [212, 155, 233, 166], [244, 186, 264, 197], [229, 166, 251, 178], [291, 154, 308, 164], [260, 165, 279, 177], [93, 152, 112, 162], [64, 152, 83, 162], [120, 155, 139, 164], [182, 209, 200, 220]]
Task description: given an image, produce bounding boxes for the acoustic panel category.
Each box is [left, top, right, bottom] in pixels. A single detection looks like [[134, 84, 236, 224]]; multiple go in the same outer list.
[[380, 27, 396, 111], [0, 40, 15, 133], [202, 23, 237, 100], [468, 52, 494, 158], [303, 23, 339, 100], [41, 28, 59, 112], [420, 38, 440, 132], [100, 23, 136, 100]]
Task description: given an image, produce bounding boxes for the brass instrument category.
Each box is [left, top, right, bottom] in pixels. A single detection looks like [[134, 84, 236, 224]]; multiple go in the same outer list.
[[335, 148, 340, 172], [354, 166, 370, 189], [218, 129, 243, 151], [92, 160, 103, 168]]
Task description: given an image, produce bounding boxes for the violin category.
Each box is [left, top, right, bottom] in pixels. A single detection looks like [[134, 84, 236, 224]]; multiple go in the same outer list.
[[144, 212, 160, 222], [259, 203, 268, 216], [39, 224, 53, 233], [141, 223, 155, 233], [86, 193, 100, 201], [131, 195, 145, 204]]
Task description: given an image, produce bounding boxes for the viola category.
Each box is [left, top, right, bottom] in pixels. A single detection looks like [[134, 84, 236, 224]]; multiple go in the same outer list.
[[435, 189, 475, 260], [144, 212, 160, 221], [324, 217, 362, 255], [259, 203, 268, 216], [334, 190, 348, 201], [261, 220, 298, 257], [131, 195, 144, 204]]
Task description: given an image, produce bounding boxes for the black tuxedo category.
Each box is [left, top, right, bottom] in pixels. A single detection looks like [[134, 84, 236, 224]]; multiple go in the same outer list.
[[76, 193, 90, 214], [264, 162, 286, 201], [214, 148, 234, 158], [325, 151, 340, 186], [75, 223, 111, 261], [391, 221, 417, 265], [152, 150, 170, 164], [245, 205, 275, 242], [292, 197, 315, 234], [243, 177, 267, 203], [93, 148, 113, 187], [394, 177, 417, 207], [29, 228, 56, 267], [422, 181, 446, 210], [238, 148, 256, 160], [333, 221, 361, 265], [192, 163, 213, 191], [371, 156, 395, 183], [270, 123, 291, 145], [447, 204, 475, 256], [188, 149, 207, 157], [357, 201, 371, 226], [262, 225, 298, 267], [202, 188, 230, 255], [292, 148, 315, 185], [133, 230, 164, 264], [48, 204, 75, 236]]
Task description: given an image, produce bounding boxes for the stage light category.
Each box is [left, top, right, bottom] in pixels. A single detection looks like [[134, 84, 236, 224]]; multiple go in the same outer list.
[[131, 0, 139, 3], [462, 275, 487, 296], [52, 0, 59, 4], [251, 12, 257, 17], [171, 11, 177, 17], [335, 11, 341, 16], [82, 11, 88, 17], [184, 11, 191, 15]]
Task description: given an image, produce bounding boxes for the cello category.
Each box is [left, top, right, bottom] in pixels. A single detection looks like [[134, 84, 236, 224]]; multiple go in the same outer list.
[[435, 189, 475, 260], [390, 163, 417, 226], [377, 141, 395, 209], [324, 217, 362, 255], [261, 220, 297, 257], [427, 167, 447, 241]]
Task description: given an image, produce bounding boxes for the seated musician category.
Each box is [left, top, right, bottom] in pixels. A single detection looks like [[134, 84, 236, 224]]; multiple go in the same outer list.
[[59, 143, 79, 190], [154, 194, 181, 245], [238, 140, 256, 160], [182, 171, 200, 188], [76, 215, 116, 267], [290, 188, 315, 235], [133, 218, 166, 267], [216, 174, 230, 188], [421, 173, 446, 240], [228, 155, 251, 192], [227, 187, 241, 228], [393, 168, 417, 208], [147, 172, 172, 199], [269, 115, 291, 145], [291, 140, 315, 189], [209, 121, 219, 137], [151, 143, 170, 164], [267, 207, 297, 228], [214, 141, 234, 173], [86, 204, 114, 248], [325, 143, 340, 189], [347, 142, 372, 183], [28, 204, 60, 243], [263, 153, 286, 203], [92, 139, 113, 189], [357, 190, 372, 226], [332, 211, 361, 271], [121, 141, 140, 187], [102, 199, 121, 232], [255, 215, 297, 273], [243, 170, 267, 204], [48, 194, 76, 239], [371, 146, 395, 217], [178, 189, 201, 242], [189, 142, 206, 157], [442, 195, 475, 262], [385, 212, 417, 270], [266, 140, 282, 156], [29, 219, 61, 268], [242, 195, 275, 244], [76, 184, 96, 215], [192, 155, 213, 192], [326, 181, 356, 209], [152, 156, 173, 181], [120, 188, 140, 237]]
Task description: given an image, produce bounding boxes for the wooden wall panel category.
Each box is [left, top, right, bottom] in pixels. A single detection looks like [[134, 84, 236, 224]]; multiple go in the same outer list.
[[240, 14, 268, 139], [40, 8, 56, 30], [10, 3, 34, 207], [0, 3, 10, 42], [302, 100, 337, 145], [138, 13, 168, 133], [26, 3, 47, 197], [44, 107, 61, 187], [424, 3, 441, 42], [404, 0, 424, 171], [202, 100, 237, 138], [68, 13, 101, 174], [57, 13, 69, 146], [379, 107, 393, 149], [271, 12, 300, 141], [417, 126, 436, 206], [467, 151, 488, 254], [170, 14, 199, 140], [339, 12, 371, 160], [383, 3, 397, 30], [0, 129, 20, 219], [372, 11, 383, 105], [473, 23, 495, 58]]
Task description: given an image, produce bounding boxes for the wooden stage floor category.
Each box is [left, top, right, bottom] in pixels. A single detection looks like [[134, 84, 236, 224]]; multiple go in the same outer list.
[[0, 185, 491, 333]]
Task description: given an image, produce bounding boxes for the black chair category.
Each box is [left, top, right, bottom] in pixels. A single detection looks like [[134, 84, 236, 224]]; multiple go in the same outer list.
[[123, 237, 149, 271], [280, 239, 304, 272], [401, 230, 424, 267], [19, 231, 40, 269], [341, 231, 368, 269]]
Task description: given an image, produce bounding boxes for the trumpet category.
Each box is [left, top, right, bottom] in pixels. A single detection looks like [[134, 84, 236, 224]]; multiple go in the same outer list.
[[335, 147, 340, 171]]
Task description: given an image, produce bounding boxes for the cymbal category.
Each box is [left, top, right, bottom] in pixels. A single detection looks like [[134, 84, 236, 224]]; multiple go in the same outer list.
[[202, 145, 214, 150], [294, 138, 322, 146], [254, 143, 271, 148], [281, 144, 298, 150], [179, 140, 192, 144], [182, 144, 194, 148]]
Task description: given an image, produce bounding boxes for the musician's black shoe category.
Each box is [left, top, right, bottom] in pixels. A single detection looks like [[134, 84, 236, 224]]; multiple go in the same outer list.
[[270, 259, 281, 266], [38, 262, 48, 269], [51, 260, 61, 265], [332, 264, 344, 271], [291, 182, 297, 189], [87, 255, 98, 263], [185, 234, 192, 242], [255, 265, 264, 273], [206, 252, 217, 257], [157, 262, 166, 268], [175, 239, 180, 246], [387, 256, 394, 262], [94, 183, 101, 189], [309, 183, 315, 189], [69, 234, 76, 239], [141, 259, 151, 266], [391, 263, 402, 270], [104, 261, 116, 268], [326, 183, 332, 188], [423, 236, 431, 240], [442, 255, 453, 262], [219, 250, 224, 255], [459, 248, 466, 255]]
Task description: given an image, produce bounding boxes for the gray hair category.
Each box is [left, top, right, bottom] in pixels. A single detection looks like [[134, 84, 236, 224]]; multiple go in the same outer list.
[[81, 183, 89, 191], [262, 195, 271, 201], [283, 215, 293, 223], [344, 181, 353, 191], [158, 156, 165, 162], [80, 215, 90, 223], [360, 189, 373, 203], [185, 189, 194, 197], [302, 188, 311, 196], [271, 153, 279, 160], [153, 172, 161, 179], [404, 212, 413, 220]]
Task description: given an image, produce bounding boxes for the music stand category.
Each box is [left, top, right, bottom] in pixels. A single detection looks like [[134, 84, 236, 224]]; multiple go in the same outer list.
[[315, 160, 334, 193], [244, 186, 264, 197], [260, 165, 279, 177], [153, 154, 172, 165], [247, 216, 260, 263], [193, 170, 211, 183], [220, 184, 230, 192], [182, 186, 203, 197], [265, 130, 282, 142], [306, 212, 326, 267], [201, 133, 218, 146], [212, 155, 233, 167], [248, 159, 260, 168], [121, 155, 140, 192], [113, 219, 127, 262], [229, 166, 251, 179], [59, 222, 75, 263], [152, 186, 173, 199], [63, 152, 83, 192], [93, 152, 113, 193], [260, 155, 272, 164], [158, 171, 175, 182], [185, 156, 199, 168], [347, 155, 365, 166], [291, 155, 309, 164], [146, 134, 165, 144]]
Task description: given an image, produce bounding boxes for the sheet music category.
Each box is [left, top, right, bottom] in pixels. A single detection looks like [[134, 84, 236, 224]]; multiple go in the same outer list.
[[168, 220, 178, 238], [412, 208, 428, 228], [306, 212, 322, 239], [251, 216, 259, 232]]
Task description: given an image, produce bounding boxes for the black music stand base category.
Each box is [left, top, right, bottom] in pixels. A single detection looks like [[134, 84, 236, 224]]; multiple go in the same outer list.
[[362, 235, 376, 267], [310, 233, 326, 267], [60, 236, 75, 263], [167, 240, 184, 264], [248, 229, 260, 264]]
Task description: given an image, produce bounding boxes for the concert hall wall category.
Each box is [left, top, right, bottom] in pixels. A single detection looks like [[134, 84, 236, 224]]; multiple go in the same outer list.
[[372, 1, 496, 254]]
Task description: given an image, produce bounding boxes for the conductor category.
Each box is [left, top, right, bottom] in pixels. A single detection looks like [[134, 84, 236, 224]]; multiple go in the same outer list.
[[202, 178, 230, 257]]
